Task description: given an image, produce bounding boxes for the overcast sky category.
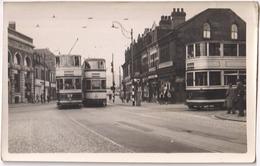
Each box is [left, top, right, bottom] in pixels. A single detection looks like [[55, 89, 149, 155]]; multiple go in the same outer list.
[[3, 1, 256, 86]]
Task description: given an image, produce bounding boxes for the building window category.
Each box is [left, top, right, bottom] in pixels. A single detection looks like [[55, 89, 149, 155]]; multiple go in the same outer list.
[[224, 44, 237, 56], [186, 73, 193, 86], [8, 51, 12, 64], [239, 43, 246, 56], [195, 72, 207, 86], [224, 71, 237, 85], [209, 71, 221, 85], [209, 43, 220, 56], [187, 44, 194, 58], [195, 44, 201, 57], [101, 80, 106, 89], [14, 53, 21, 65], [203, 23, 211, 39], [231, 24, 238, 39], [24, 57, 31, 67]]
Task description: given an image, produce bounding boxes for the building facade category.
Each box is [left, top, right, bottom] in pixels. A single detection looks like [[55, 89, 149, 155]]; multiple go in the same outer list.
[[8, 22, 35, 104], [33, 49, 56, 102], [122, 8, 246, 103]]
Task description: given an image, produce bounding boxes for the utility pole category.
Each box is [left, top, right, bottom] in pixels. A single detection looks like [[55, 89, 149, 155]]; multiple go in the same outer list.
[[111, 54, 115, 103], [68, 38, 79, 55]]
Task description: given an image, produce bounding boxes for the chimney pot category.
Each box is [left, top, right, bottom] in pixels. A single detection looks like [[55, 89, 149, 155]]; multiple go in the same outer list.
[[177, 8, 180, 12], [9, 21, 16, 30], [173, 8, 176, 12], [181, 8, 184, 12]]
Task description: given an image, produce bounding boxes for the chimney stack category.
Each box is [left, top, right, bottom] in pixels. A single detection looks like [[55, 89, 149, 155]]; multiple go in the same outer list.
[[9, 21, 16, 30], [171, 8, 186, 28]]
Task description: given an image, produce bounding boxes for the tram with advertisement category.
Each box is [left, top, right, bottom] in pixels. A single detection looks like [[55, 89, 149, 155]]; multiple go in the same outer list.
[[185, 41, 246, 109], [82, 58, 107, 106], [55, 54, 82, 108]]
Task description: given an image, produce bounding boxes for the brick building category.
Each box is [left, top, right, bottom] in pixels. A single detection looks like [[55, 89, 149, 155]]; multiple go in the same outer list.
[[8, 22, 35, 103], [33, 49, 56, 102], [122, 8, 246, 103]]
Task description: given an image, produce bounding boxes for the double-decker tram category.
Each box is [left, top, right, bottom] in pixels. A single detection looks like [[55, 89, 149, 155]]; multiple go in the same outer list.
[[55, 55, 82, 108], [185, 41, 246, 109], [82, 58, 107, 106]]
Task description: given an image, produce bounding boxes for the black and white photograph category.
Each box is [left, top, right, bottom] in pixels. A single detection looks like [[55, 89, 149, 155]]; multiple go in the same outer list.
[[1, 1, 257, 163]]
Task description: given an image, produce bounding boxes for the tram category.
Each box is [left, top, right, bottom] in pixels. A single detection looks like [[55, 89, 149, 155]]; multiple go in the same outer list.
[[82, 58, 107, 106], [185, 41, 246, 109], [55, 54, 82, 108]]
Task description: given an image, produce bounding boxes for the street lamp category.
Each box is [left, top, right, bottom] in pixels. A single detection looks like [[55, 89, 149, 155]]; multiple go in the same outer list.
[[112, 21, 136, 106], [111, 21, 133, 79]]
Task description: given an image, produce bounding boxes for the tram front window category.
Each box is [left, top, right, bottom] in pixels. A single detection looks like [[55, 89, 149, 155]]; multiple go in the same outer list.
[[92, 80, 101, 89], [65, 79, 74, 89], [195, 72, 207, 86]]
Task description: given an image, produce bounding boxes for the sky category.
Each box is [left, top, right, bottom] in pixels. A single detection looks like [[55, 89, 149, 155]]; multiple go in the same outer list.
[[3, 1, 256, 86]]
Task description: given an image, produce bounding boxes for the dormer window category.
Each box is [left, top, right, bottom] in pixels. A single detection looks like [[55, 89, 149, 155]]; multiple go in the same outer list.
[[231, 24, 238, 39], [203, 23, 211, 39]]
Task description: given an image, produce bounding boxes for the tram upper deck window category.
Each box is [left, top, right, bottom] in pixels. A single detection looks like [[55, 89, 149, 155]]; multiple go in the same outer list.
[[209, 71, 221, 85], [224, 44, 237, 56], [65, 79, 74, 89], [186, 73, 194, 86], [74, 56, 80, 66], [209, 43, 220, 56], [75, 79, 81, 89], [101, 80, 106, 89], [195, 72, 207, 86], [57, 79, 63, 90], [85, 60, 105, 70], [92, 80, 101, 89], [187, 44, 194, 58]]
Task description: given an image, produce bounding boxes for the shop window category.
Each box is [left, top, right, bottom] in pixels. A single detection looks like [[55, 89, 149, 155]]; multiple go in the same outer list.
[[239, 44, 246, 56], [101, 80, 106, 89], [209, 71, 221, 85], [224, 71, 237, 85], [231, 24, 238, 40], [187, 44, 194, 58], [186, 73, 193, 86], [224, 44, 237, 56], [209, 43, 220, 56], [195, 72, 207, 86], [203, 23, 211, 39]]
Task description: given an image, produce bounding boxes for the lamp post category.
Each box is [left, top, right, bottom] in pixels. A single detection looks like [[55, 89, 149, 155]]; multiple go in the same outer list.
[[112, 21, 136, 106]]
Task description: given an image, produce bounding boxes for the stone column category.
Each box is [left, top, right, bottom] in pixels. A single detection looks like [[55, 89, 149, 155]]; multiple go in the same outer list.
[[10, 69, 15, 104], [30, 70, 35, 103]]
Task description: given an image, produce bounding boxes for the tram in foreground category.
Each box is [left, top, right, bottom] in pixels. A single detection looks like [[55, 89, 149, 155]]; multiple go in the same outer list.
[[82, 58, 107, 106], [185, 41, 246, 109], [55, 54, 82, 108]]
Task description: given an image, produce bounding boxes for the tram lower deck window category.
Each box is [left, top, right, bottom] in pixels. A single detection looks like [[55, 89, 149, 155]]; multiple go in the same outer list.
[[209, 71, 221, 85], [186, 73, 193, 86], [195, 72, 207, 86]]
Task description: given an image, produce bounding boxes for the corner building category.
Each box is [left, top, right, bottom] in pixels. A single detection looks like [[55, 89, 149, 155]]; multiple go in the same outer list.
[[8, 22, 35, 104]]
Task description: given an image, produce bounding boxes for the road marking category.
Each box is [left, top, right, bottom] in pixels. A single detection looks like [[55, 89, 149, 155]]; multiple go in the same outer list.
[[66, 116, 133, 152]]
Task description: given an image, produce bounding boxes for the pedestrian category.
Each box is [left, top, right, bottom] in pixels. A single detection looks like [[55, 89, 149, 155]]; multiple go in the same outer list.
[[225, 83, 236, 114], [36, 94, 39, 103], [163, 85, 168, 104], [47, 95, 50, 103], [40, 94, 43, 104], [235, 80, 246, 117]]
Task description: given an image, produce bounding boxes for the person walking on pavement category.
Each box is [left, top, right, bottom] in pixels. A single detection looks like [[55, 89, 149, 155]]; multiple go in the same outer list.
[[235, 79, 246, 117], [163, 84, 168, 105], [226, 83, 236, 114]]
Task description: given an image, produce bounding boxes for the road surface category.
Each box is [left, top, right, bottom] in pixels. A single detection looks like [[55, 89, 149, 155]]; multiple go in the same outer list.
[[8, 98, 247, 153]]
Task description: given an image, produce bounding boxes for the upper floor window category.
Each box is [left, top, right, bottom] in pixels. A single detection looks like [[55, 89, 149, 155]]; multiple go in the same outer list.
[[231, 24, 238, 39], [14, 53, 21, 65], [203, 23, 211, 39]]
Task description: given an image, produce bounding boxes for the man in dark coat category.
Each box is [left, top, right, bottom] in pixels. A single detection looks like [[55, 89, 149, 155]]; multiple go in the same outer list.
[[235, 80, 246, 117]]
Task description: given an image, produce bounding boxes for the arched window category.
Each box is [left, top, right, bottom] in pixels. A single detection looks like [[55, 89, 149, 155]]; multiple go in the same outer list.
[[14, 53, 21, 65], [24, 56, 31, 67], [8, 51, 12, 64], [203, 23, 211, 39], [231, 24, 238, 39]]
